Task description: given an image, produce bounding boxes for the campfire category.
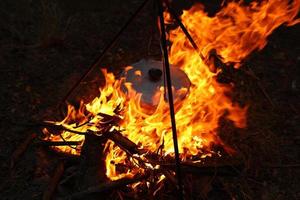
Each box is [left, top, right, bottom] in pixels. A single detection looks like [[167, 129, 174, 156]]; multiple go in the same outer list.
[[12, 0, 299, 199]]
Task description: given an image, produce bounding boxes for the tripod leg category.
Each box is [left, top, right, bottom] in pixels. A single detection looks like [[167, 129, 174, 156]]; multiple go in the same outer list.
[[156, 0, 184, 199], [58, 0, 151, 116]]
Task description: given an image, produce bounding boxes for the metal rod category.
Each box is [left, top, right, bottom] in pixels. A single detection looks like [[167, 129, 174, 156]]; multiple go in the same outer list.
[[157, 0, 184, 199], [58, 0, 150, 113], [164, 0, 206, 61]]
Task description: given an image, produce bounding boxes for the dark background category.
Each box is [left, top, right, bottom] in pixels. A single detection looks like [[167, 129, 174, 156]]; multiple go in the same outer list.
[[0, 0, 299, 199]]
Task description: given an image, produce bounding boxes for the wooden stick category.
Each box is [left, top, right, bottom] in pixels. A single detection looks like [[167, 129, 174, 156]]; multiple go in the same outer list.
[[106, 131, 144, 155], [43, 161, 65, 200]]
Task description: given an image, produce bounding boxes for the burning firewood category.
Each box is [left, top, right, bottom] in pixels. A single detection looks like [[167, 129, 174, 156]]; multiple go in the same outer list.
[[106, 130, 243, 175], [31, 0, 300, 198], [39, 121, 243, 169]]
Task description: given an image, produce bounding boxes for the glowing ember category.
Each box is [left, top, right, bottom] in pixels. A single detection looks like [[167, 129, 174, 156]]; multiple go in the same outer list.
[[43, 0, 300, 181]]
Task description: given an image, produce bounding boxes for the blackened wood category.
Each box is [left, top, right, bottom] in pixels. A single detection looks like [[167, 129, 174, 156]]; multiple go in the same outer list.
[[76, 134, 107, 191]]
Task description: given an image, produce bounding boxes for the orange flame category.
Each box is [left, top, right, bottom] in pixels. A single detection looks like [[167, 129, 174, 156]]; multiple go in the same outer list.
[[43, 0, 300, 181]]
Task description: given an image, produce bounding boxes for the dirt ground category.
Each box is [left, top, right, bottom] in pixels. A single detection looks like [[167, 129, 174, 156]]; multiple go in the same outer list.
[[0, 0, 299, 199]]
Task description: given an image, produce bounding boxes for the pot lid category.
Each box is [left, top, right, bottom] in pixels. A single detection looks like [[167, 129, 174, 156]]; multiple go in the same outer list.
[[121, 59, 191, 108]]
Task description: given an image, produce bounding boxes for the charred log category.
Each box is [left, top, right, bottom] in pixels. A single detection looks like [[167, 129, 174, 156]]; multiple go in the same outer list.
[[76, 133, 108, 191]]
